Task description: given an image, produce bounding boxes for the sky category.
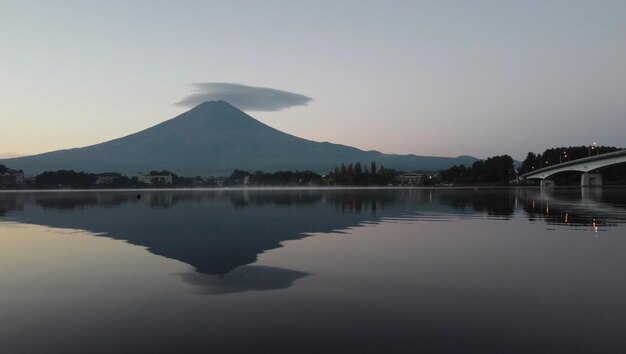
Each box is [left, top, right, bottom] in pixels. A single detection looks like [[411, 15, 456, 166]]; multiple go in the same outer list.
[[1, 0, 625, 160]]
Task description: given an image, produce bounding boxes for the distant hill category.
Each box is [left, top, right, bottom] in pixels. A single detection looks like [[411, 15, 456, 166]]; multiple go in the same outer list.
[[1, 101, 478, 176]]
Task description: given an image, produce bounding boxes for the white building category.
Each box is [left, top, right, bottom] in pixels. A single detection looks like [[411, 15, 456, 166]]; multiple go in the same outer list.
[[0, 167, 24, 188], [399, 173, 426, 186], [96, 173, 122, 185], [137, 172, 173, 185]]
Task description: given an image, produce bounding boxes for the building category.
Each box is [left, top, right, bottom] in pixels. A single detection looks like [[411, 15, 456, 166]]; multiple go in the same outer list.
[[137, 172, 173, 185], [399, 173, 427, 186], [96, 173, 123, 185], [0, 166, 25, 189]]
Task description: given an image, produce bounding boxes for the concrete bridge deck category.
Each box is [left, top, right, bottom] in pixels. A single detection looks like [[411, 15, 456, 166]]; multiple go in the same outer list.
[[521, 149, 626, 187]]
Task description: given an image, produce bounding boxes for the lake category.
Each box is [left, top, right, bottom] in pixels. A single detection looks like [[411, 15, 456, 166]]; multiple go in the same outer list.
[[1, 188, 625, 353]]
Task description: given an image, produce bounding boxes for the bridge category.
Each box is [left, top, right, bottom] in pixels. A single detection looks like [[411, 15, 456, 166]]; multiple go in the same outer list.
[[521, 149, 626, 187]]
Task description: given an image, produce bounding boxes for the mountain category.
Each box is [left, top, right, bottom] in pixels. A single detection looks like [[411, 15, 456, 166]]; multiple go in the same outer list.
[[1, 101, 478, 176]]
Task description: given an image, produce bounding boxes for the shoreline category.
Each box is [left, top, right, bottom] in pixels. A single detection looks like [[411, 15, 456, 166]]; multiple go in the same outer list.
[[2, 185, 624, 193]]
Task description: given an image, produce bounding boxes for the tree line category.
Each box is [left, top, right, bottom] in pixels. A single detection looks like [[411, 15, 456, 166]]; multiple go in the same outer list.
[[227, 169, 322, 186], [326, 161, 400, 186], [26, 170, 209, 189], [227, 162, 409, 187], [3, 144, 624, 189], [438, 155, 514, 185], [439, 146, 625, 186]]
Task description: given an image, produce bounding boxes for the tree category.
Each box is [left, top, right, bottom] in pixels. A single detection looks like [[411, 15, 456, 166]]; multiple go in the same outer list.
[[228, 169, 250, 185], [347, 163, 354, 177], [354, 162, 363, 177], [520, 152, 538, 173]]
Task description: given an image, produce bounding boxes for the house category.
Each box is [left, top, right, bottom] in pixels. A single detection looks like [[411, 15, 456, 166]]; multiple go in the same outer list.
[[137, 172, 173, 185], [96, 173, 123, 185], [0, 166, 24, 189], [399, 173, 426, 186]]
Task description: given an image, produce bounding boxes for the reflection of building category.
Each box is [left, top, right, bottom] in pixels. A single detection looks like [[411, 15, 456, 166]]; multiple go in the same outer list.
[[399, 173, 426, 186], [138, 172, 173, 185], [0, 167, 24, 189]]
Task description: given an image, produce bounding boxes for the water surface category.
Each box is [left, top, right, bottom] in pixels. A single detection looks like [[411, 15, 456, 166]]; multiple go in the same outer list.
[[1, 188, 625, 353]]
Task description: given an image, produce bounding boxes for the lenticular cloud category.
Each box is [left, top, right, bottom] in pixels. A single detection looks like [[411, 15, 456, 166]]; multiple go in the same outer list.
[[175, 82, 312, 111]]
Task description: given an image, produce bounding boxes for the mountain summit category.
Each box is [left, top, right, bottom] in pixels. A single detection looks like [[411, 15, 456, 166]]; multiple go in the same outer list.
[[2, 101, 477, 175]]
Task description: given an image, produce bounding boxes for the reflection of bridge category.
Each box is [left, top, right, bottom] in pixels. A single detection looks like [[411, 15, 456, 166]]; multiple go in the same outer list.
[[522, 150, 626, 187]]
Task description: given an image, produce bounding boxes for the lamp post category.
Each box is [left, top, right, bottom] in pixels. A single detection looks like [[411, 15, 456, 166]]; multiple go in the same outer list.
[[560, 151, 568, 164], [589, 142, 597, 157]]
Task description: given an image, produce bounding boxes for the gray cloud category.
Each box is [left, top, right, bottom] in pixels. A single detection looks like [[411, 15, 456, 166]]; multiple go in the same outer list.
[[175, 82, 313, 111]]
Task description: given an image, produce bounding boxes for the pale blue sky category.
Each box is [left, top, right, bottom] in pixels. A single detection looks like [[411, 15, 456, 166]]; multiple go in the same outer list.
[[1, 0, 625, 160]]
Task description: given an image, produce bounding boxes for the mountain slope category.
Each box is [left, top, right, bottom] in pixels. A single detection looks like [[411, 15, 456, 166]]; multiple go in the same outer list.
[[2, 101, 478, 175]]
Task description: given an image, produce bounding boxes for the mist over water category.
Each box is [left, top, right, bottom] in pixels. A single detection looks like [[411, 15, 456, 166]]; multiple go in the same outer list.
[[1, 188, 625, 353]]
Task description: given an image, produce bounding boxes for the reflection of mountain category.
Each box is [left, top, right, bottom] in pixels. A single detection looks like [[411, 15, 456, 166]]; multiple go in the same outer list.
[[2, 190, 443, 275], [179, 265, 310, 295], [2, 189, 624, 278]]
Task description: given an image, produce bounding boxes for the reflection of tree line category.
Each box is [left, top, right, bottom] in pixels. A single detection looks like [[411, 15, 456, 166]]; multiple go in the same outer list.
[[3, 189, 626, 228], [0, 188, 521, 221], [436, 189, 517, 217], [0, 189, 443, 215], [227, 190, 323, 208], [0, 189, 429, 214]]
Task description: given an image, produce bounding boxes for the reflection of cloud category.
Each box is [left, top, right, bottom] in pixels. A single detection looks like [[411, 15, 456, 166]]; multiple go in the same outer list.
[[174, 82, 313, 111], [178, 265, 310, 295]]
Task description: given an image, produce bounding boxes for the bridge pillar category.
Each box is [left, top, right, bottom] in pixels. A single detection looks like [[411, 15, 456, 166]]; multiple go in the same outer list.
[[540, 179, 555, 188], [581, 186, 602, 201], [581, 173, 602, 187]]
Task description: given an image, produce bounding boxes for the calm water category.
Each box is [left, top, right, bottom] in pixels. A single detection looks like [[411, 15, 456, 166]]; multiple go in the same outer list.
[[1, 188, 625, 353]]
